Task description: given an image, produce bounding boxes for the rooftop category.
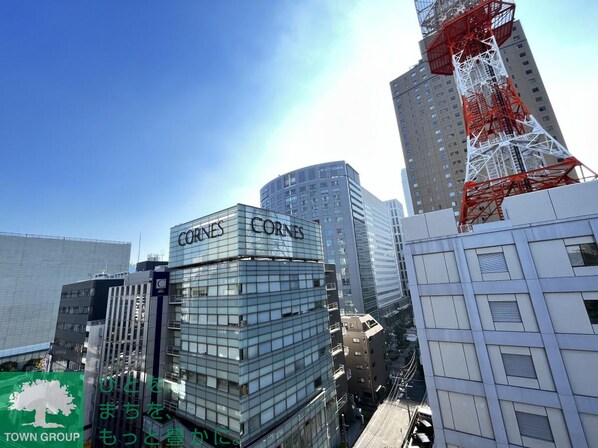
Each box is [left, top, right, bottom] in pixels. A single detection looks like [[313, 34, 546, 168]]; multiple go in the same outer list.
[[0, 231, 130, 245], [402, 181, 598, 243]]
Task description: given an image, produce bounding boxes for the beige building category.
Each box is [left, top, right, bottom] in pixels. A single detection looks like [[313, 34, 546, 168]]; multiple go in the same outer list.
[[402, 181, 598, 447], [342, 314, 387, 406], [391, 20, 567, 219]]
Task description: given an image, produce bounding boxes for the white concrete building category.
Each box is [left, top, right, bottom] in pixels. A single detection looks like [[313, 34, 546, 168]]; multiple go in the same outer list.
[[402, 181, 598, 448]]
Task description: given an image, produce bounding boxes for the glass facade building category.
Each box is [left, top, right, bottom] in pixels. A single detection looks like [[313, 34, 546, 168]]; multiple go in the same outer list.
[[260, 161, 406, 322], [166, 204, 340, 447]]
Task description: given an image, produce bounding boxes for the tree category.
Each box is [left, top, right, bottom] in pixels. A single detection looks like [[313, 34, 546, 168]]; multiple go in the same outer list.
[[0, 361, 18, 372], [8, 379, 76, 428]]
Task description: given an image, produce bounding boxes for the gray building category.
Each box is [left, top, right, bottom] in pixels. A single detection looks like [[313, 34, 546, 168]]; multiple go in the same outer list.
[[151, 204, 340, 447], [402, 181, 598, 447], [0, 232, 130, 364], [391, 20, 567, 219], [341, 314, 387, 407], [260, 161, 405, 321]]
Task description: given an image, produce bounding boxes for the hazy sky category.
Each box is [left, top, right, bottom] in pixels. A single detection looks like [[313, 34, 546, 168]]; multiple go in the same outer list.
[[1, 0, 596, 261]]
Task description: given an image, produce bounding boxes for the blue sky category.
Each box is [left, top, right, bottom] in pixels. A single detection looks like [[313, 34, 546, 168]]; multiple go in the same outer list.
[[1, 0, 596, 261]]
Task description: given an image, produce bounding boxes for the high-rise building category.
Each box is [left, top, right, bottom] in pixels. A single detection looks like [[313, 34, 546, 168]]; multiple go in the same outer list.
[[401, 168, 415, 217], [0, 232, 130, 365], [391, 20, 567, 219], [51, 275, 126, 373], [96, 266, 170, 446], [51, 274, 127, 444], [149, 204, 340, 448], [260, 161, 406, 321], [402, 181, 598, 447], [385, 199, 410, 304]]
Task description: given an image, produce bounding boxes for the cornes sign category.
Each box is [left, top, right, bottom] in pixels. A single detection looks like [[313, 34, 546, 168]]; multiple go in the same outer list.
[[178, 220, 224, 246], [177, 215, 305, 247], [250, 217, 304, 240]]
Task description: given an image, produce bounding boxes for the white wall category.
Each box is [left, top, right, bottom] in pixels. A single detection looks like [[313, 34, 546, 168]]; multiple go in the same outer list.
[[413, 251, 460, 284], [421, 295, 470, 330], [438, 390, 494, 438]]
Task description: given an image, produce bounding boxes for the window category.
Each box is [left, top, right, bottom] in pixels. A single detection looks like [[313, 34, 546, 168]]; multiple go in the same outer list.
[[516, 411, 553, 442], [354, 351, 362, 356], [502, 353, 536, 378], [566, 242, 598, 266], [352, 338, 360, 343], [478, 252, 508, 273], [584, 300, 598, 324], [357, 378, 365, 383], [489, 301, 522, 323]]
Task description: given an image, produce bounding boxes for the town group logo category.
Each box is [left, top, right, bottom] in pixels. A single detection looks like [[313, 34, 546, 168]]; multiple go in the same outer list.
[[0, 372, 83, 447]]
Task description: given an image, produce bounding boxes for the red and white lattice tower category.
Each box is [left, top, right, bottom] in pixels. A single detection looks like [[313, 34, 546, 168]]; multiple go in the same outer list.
[[414, 0, 596, 225]]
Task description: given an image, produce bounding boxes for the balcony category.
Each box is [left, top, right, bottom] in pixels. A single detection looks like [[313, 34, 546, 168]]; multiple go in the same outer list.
[[329, 322, 341, 334], [344, 346, 349, 357], [168, 320, 181, 330], [166, 345, 180, 357], [333, 365, 345, 380], [331, 343, 343, 357], [327, 302, 339, 312], [337, 393, 348, 410], [169, 296, 183, 305], [164, 372, 180, 383], [164, 399, 178, 412], [346, 368, 352, 380]]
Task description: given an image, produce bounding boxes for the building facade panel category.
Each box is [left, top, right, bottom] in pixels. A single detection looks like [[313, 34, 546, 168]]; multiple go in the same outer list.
[[260, 162, 406, 323], [403, 182, 598, 447], [0, 233, 130, 362]]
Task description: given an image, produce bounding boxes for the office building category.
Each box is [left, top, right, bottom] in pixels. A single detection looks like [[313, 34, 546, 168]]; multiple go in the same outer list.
[[402, 181, 598, 447], [95, 266, 170, 446], [401, 168, 414, 217], [51, 275, 126, 372], [51, 274, 127, 443], [391, 20, 567, 218], [141, 204, 340, 448], [260, 161, 405, 321], [386, 199, 410, 304], [0, 232, 130, 365], [341, 314, 387, 407]]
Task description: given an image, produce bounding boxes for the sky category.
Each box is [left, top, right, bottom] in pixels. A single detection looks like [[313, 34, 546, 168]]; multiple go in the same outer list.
[[1, 0, 596, 262]]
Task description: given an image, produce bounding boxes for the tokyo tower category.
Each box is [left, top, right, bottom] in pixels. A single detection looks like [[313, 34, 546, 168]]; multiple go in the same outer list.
[[414, 0, 596, 225]]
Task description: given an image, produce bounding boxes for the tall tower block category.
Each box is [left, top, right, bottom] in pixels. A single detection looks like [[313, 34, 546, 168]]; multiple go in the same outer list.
[[415, 0, 596, 225]]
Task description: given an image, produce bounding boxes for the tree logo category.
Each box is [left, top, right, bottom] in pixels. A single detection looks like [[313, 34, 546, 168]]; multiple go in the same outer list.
[[8, 379, 76, 428], [0, 372, 83, 447]]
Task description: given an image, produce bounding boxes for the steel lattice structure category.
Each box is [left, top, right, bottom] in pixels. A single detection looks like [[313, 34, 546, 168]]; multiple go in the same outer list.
[[413, 0, 596, 224]]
